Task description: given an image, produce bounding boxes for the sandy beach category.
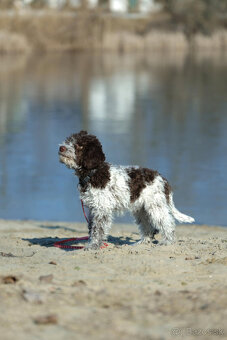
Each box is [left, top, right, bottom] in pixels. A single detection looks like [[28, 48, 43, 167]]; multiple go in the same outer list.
[[0, 219, 226, 340]]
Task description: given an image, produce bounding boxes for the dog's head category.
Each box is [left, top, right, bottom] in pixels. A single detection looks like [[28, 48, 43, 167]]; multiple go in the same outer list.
[[58, 130, 106, 170]]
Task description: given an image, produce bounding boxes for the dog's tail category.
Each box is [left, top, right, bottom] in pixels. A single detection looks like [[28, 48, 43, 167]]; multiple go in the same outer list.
[[169, 194, 195, 223]]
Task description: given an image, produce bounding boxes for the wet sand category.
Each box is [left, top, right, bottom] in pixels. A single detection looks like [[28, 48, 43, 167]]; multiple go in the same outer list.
[[0, 219, 226, 340]]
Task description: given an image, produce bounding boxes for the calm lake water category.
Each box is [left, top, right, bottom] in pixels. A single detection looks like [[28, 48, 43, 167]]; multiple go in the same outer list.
[[0, 52, 226, 226]]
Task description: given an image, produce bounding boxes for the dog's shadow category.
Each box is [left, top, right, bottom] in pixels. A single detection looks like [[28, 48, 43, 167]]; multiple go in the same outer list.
[[23, 224, 85, 251], [107, 235, 136, 246], [22, 224, 136, 251], [39, 224, 76, 232]]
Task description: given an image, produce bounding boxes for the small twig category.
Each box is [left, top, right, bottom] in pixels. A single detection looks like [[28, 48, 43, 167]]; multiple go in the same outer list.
[[0, 251, 35, 258]]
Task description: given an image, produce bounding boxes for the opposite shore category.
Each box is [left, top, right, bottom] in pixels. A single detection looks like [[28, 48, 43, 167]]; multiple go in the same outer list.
[[0, 11, 227, 54]]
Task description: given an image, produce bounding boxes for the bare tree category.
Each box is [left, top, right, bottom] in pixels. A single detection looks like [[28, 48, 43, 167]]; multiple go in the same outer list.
[[155, 0, 227, 37]]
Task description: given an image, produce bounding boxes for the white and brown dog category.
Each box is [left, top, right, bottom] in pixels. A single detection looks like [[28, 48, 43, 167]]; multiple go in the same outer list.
[[59, 131, 194, 250]]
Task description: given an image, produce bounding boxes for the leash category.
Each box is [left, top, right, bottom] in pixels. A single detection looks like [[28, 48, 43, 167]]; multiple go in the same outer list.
[[81, 199, 89, 224], [54, 200, 108, 250]]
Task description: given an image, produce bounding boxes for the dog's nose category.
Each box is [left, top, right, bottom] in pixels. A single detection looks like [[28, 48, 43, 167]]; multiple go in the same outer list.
[[59, 146, 67, 153]]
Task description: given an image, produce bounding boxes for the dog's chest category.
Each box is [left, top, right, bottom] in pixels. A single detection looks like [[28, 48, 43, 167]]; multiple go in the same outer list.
[[79, 167, 131, 213]]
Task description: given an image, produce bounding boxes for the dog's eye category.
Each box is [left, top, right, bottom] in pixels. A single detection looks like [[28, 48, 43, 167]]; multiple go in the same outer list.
[[75, 144, 83, 151]]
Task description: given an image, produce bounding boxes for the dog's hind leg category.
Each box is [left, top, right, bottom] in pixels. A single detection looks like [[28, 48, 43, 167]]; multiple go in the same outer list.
[[147, 207, 176, 245], [143, 199, 176, 245], [133, 207, 158, 245]]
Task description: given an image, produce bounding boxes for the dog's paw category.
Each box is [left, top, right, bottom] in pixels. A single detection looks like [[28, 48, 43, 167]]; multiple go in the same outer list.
[[83, 243, 100, 251], [158, 239, 174, 246], [132, 237, 151, 246]]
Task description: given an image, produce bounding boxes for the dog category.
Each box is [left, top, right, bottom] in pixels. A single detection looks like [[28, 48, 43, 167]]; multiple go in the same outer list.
[[58, 130, 194, 250]]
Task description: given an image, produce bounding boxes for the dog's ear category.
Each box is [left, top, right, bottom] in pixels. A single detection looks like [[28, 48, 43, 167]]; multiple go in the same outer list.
[[82, 140, 105, 170], [78, 130, 88, 136]]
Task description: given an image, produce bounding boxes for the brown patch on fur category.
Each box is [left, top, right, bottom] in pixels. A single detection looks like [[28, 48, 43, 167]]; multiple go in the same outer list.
[[127, 167, 172, 203], [70, 131, 106, 170], [77, 163, 110, 191], [126, 167, 158, 203], [69, 131, 110, 190], [163, 178, 172, 203]]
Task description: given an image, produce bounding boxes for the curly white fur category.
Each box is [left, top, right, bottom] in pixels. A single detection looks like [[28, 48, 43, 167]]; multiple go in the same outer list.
[[59, 132, 195, 250]]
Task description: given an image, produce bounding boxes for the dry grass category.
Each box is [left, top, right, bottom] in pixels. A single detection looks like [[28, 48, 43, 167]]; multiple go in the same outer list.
[[191, 30, 227, 51], [101, 31, 188, 52], [144, 31, 188, 52], [101, 30, 227, 53], [0, 11, 226, 53], [0, 30, 30, 54], [102, 32, 144, 52]]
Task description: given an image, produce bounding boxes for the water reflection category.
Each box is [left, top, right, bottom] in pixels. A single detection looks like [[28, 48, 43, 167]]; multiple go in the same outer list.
[[0, 52, 226, 225]]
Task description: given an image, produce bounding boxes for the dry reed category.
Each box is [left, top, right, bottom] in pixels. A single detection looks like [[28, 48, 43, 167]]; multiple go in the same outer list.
[[0, 11, 226, 53], [144, 31, 188, 52], [0, 30, 30, 54], [191, 30, 227, 52]]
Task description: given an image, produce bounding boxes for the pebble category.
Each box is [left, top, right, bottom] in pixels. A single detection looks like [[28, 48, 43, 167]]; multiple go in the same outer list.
[[72, 280, 86, 287], [22, 289, 45, 304], [39, 274, 53, 283], [34, 314, 58, 325], [49, 261, 57, 265], [1, 275, 19, 284]]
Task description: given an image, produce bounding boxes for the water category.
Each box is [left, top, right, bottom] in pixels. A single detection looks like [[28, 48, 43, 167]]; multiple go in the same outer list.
[[0, 52, 226, 226]]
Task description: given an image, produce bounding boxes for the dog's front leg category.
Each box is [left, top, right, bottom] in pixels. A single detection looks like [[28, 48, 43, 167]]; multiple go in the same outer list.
[[87, 209, 93, 238], [84, 212, 112, 250]]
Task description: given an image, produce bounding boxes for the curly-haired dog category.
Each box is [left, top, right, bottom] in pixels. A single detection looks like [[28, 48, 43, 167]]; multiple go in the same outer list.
[[59, 131, 194, 250]]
